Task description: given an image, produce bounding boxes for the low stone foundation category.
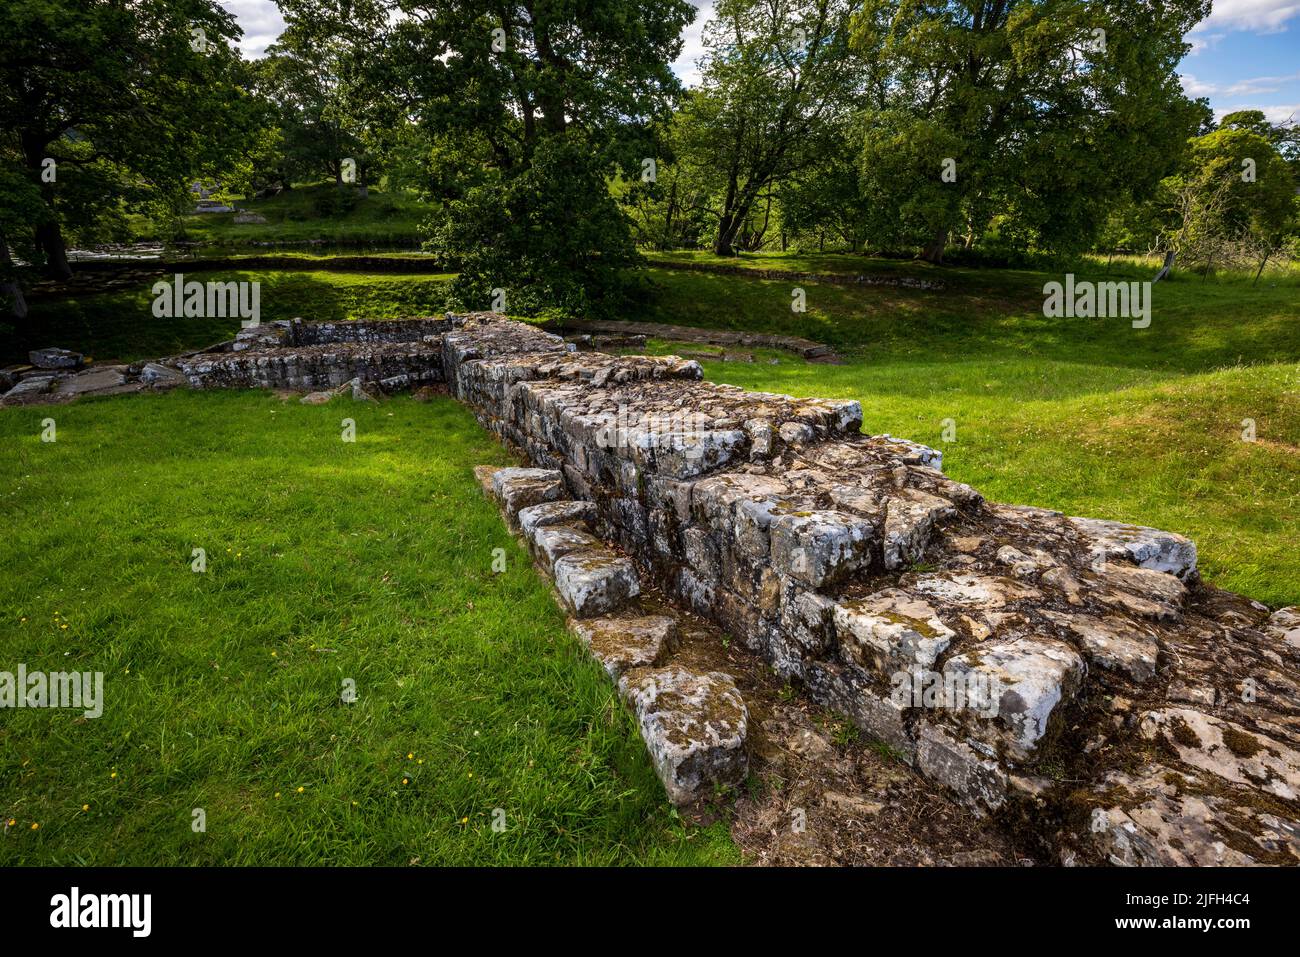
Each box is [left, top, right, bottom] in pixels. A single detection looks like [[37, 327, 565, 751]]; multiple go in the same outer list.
[[10, 312, 1298, 865]]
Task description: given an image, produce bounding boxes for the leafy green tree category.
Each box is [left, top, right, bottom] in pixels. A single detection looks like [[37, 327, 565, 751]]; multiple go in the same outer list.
[[850, 0, 1211, 262], [1219, 109, 1300, 168], [0, 0, 256, 279], [431, 133, 643, 317], [253, 0, 396, 189], [390, 0, 694, 315], [680, 0, 864, 256]]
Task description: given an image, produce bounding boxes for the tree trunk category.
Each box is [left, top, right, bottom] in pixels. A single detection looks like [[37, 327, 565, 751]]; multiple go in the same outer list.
[[1, 239, 28, 322], [1253, 251, 1271, 287], [1153, 250, 1175, 283], [34, 220, 72, 280], [920, 226, 948, 264]]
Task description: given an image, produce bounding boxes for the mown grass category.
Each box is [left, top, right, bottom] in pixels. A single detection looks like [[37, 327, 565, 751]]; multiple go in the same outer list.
[[0, 389, 737, 865], [638, 251, 1300, 370]]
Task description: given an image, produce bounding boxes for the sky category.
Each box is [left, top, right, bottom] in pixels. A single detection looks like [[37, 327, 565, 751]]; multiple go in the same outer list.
[[221, 0, 1299, 125]]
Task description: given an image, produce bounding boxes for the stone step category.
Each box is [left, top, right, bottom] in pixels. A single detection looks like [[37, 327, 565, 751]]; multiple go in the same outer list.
[[477, 464, 749, 806], [618, 666, 750, 806]]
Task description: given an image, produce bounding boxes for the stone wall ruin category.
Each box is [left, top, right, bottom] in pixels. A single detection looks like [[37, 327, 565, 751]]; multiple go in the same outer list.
[[8, 312, 1298, 866]]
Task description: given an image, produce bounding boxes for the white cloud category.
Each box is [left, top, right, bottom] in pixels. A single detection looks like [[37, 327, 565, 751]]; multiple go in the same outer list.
[[672, 1, 715, 88], [220, 0, 285, 59], [1192, 0, 1300, 33], [1181, 71, 1300, 97], [1186, 31, 1226, 54]]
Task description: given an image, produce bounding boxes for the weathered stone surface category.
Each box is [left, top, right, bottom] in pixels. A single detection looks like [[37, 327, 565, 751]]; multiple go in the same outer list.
[[29, 347, 83, 370], [1139, 708, 1300, 801], [916, 723, 1007, 812], [552, 551, 640, 618], [517, 500, 597, 536], [1043, 611, 1159, 684], [529, 524, 605, 571], [770, 509, 873, 588], [1068, 516, 1198, 579], [571, 615, 676, 679], [1265, 606, 1300, 659], [1, 374, 56, 403], [618, 666, 749, 805], [941, 637, 1084, 759], [833, 590, 955, 674], [140, 362, 188, 389], [882, 488, 958, 570], [489, 467, 565, 525], [51, 366, 140, 399], [1081, 762, 1300, 866]]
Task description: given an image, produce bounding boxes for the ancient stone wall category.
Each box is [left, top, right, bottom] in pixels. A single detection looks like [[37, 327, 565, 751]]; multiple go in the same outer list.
[[439, 314, 1300, 866], [176, 317, 454, 391]]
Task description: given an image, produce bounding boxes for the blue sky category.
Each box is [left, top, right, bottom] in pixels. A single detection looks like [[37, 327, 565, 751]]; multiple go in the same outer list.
[[221, 0, 1299, 125]]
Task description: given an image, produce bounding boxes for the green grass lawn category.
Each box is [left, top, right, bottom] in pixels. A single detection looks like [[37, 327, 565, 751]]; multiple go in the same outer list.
[[0, 390, 737, 865]]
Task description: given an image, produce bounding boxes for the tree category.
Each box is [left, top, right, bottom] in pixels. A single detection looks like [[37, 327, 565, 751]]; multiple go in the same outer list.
[[253, 0, 396, 190], [0, 0, 256, 280], [681, 0, 864, 256], [850, 0, 1211, 262], [431, 132, 643, 317], [1149, 126, 1299, 279], [389, 0, 695, 315]]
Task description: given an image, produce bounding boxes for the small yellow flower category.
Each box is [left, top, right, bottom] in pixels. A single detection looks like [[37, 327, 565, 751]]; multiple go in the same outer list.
[[460, 816, 468, 824], [60, 624, 68, 630], [82, 804, 89, 812], [407, 753, 413, 760], [467, 772, 473, 779], [271, 651, 277, 657], [30, 822, 39, 830], [296, 786, 304, 793], [274, 792, 281, 799], [236, 552, 242, 558], [402, 778, 409, 785], [110, 771, 117, 779], [20, 617, 26, 622], [6, 818, 14, 826], [417, 759, 424, 765]]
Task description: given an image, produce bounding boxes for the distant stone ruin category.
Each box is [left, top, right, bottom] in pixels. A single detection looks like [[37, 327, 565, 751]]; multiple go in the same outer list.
[[7, 313, 1298, 866]]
